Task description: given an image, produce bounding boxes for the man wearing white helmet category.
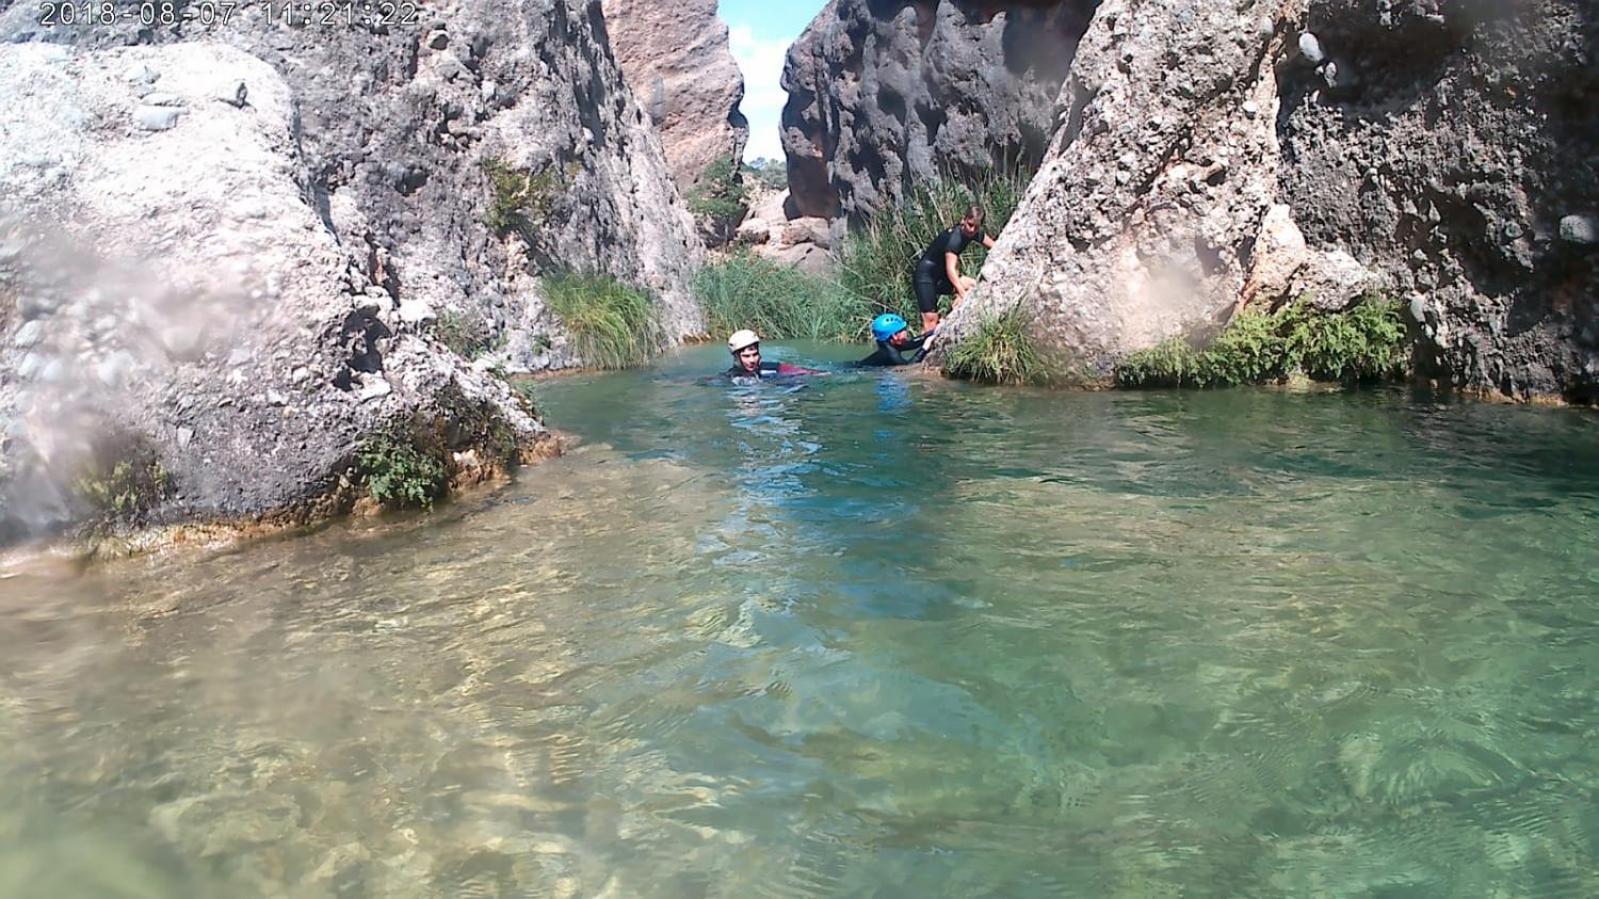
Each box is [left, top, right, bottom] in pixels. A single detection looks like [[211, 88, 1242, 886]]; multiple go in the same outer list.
[[723, 329, 820, 380]]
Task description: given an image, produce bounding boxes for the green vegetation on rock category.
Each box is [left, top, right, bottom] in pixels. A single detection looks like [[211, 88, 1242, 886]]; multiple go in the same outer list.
[[357, 430, 448, 510], [543, 273, 662, 370], [687, 159, 748, 225], [695, 167, 1035, 346], [740, 157, 787, 191], [1116, 296, 1409, 389], [484, 158, 560, 240], [695, 252, 862, 342], [75, 440, 171, 523], [433, 310, 501, 360], [943, 306, 1054, 386], [839, 167, 1031, 326]]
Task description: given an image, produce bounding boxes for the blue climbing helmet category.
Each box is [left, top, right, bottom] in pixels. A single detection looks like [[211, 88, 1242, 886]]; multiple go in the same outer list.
[[871, 313, 907, 342]]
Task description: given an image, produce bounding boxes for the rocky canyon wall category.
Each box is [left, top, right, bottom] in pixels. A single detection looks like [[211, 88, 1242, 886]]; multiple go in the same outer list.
[[0, 0, 704, 541], [940, 0, 1599, 402], [781, 0, 1098, 222], [600, 0, 748, 194]]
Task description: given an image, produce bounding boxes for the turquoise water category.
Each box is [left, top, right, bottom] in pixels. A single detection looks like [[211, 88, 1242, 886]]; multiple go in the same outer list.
[[2, 342, 1598, 896]]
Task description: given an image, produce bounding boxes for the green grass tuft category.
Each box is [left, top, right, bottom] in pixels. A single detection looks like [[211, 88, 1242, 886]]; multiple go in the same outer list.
[[943, 306, 1053, 386], [1115, 296, 1410, 389], [543, 273, 662, 370], [838, 166, 1033, 325], [695, 252, 865, 342]]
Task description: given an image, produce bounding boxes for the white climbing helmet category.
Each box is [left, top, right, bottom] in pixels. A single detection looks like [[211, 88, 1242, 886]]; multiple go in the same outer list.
[[727, 329, 761, 354]]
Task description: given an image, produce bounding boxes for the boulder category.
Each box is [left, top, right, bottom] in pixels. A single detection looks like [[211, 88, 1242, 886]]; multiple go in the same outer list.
[[939, 0, 1599, 402], [601, 0, 748, 195], [781, 0, 1097, 222]]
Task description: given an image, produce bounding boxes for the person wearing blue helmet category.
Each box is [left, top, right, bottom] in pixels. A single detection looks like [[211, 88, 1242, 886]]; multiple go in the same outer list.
[[857, 313, 933, 367]]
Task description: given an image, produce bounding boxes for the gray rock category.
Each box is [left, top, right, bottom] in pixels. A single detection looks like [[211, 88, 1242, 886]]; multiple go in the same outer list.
[[11, 320, 43, 348], [601, 0, 747, 199], [1298, 32, 1325, 65], [133, 105, 182, 131], [780, 0, 1092, 221], [218, 80, 247, 107], [1559, 215, 1597, 245], [479, 79, 496, 102], [426, 30, 449, 50], [141, 91, 185, 107], [125, 62, 159, 85], [397, 299, 435, 324], [356, 375, 392, 402], [944, 0, 1599, 402], [176, 427, 194, 449], [0, 1, 702, 542]]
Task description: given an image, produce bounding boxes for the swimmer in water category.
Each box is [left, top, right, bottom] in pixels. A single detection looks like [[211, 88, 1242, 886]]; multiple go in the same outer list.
[[724, 329, 822, 380], [856, 313, 933, 367]]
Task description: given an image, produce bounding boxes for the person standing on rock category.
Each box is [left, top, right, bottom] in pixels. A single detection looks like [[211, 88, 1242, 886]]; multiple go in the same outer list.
[[913, 205, 995, 334], [723, 329, 823, 381]]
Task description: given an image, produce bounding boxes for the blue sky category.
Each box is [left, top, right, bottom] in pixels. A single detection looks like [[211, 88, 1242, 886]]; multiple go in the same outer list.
[[720, 0, 830, 162]]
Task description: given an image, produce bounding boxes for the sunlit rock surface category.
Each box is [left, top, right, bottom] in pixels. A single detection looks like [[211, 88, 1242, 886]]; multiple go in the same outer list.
[[942, 0, 1599, 401], [781, 0, 1097, 222], [600, 0, 748, 194], [0, 0, 706, 540]]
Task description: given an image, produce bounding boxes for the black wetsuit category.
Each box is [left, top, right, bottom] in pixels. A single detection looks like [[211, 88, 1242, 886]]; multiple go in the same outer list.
[[857, 333, 930, 367], [913, 225, 990, 313]]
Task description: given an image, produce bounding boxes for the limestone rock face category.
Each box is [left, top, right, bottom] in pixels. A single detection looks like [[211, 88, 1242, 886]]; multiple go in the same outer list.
[[781, 0, 1096, 222], [601, 0, 749, 193], [941, 0, 1599, 402], [0, 0, 706, 541]]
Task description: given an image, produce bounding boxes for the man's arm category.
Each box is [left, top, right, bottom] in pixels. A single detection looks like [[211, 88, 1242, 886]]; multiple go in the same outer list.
[[981, 233, 995, 250]]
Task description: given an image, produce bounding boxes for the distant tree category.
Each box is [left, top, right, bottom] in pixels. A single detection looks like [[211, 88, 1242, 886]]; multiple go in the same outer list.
[[741, 156, 788, 191]]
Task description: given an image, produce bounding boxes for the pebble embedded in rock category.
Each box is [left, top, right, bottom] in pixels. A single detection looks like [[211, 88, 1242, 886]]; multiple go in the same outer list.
[[1243, 101, 1259, 118], [357, 376, 392, 402], [480, 80, 497, 102], [427, 31, 449, 50], [134, 105, 183, 131], [177, 427, 194, 449], [125, 63, 159, 85], [219, 80, 248, 107], [397, 300, 436, 324], [1559, 215, 1597, 245], [1298, 33, 1325, 65], [11, 320, 43, 348]]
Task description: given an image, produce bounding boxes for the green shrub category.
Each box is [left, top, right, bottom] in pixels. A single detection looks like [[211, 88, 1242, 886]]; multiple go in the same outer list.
[[356, 430, 448, 510], [695, 252, 866, 342], [943, 306, 1052, 386], [1115, 296, 1410, 389], [75, 443, 170, 522], [741, 157, 787, 191], [687, 158, 748, 225], [485, 158, 560, 238], [433, 310, 501, 359], [838, 166, 1034, 324], [543, 272, 662, 369]]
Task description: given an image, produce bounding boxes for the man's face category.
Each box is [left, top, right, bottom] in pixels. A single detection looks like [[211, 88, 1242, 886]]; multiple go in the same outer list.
[[889, 329, 912, 348], [960, 220, 980, 238], [736, 344, 761, 372]]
